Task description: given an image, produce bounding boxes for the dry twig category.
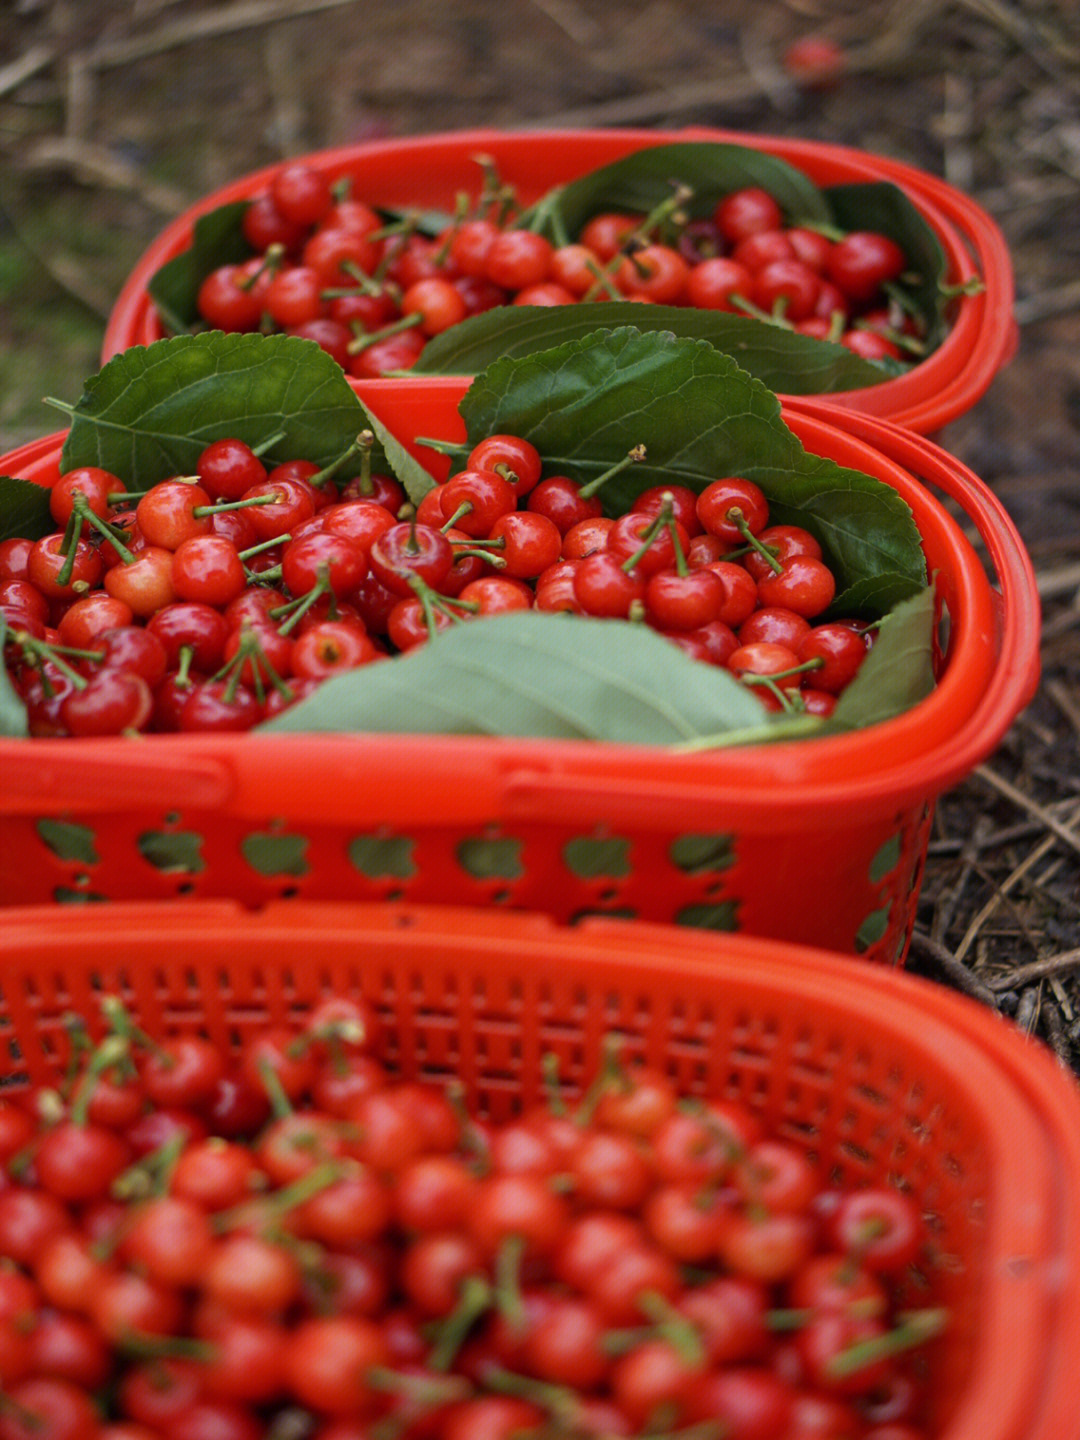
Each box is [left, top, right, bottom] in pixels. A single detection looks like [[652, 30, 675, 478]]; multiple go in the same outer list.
[[986, 947, 1080, 992]]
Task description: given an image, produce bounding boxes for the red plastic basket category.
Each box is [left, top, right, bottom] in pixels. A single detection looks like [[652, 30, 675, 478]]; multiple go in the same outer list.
[[0, 406, 1038, 963], [1, 899, 1079, 1440], [101, 128, 1017, 435]]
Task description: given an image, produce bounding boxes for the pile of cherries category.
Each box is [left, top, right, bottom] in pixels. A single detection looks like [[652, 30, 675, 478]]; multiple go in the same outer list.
[[0, 995, 947, 1440], [0, 426, 875, 738], [191, 159, 923, 374]]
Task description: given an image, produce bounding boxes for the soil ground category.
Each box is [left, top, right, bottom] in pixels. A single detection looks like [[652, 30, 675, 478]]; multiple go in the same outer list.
[[3, 1, 1079, 1067]]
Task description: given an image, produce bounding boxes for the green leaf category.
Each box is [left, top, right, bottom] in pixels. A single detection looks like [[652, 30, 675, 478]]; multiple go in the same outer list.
[[352, 395, 438, 506], [258, 610, 791, 744], [147, 200, 252, 335], [58, 332, 378, 490], [517, 141, 833, 235], [0, 616, 29, 738], [411, 303, 896, 394], [824, 182, 950, 350], [458, 326, 926, 613], [0, 475, 53, 544], [830, 585, 937, 729]]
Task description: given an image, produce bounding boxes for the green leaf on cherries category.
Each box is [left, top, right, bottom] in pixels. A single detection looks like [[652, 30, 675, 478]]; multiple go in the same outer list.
[[147, 200, 252, 336], [824, 182, 951, 351], [0, 474, 53, 544], [517, 140, 833, 234], [57, 332, 382, 490], [829, 585, 937, 730], [456, 326, 927, 616], [353, 400, 439, 508], [0, 615, 29, 738], [258, 610, 804, 744], [411, 303, 898, 393]]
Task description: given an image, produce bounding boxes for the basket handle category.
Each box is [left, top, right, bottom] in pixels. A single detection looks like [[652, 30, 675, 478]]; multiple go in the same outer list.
[[1, 749, 235, 815]]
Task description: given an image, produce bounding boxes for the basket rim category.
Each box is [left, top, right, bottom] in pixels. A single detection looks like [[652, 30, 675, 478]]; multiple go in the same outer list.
[[98, 125, 1015, 434]]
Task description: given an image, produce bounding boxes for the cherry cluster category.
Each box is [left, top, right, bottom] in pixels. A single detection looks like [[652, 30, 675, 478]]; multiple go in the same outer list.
[[1, 425, 874, 737], [0, 997, 946, 1440], [192, 159, 922, 375], [0, 428, 874, 737]]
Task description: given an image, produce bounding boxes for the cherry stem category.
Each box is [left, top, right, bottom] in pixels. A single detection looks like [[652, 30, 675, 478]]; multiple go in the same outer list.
[[444, 538, 508, 569], [406, 574, 478, 638], [346, 309, 425, 355], [274, 567, 334, 637], [540, 1051, 568, 1118], [494, 1233, 527, 1332], [99, 995, 169, 1059], [174, 644, 195, 688], [728, 291, 793, 329], [68, 1033, 130, 1127], [15, 632, 89, 690], [581, 255, 625, 301], [427, 1273, 493, 1372], [210, 628, 290, 704], [212, 1160, 343, 1234], [367, 1366, 472, 1407], [766, 1306, 815, 1331], [110, 1127, 188, 1204], [242, 242, 286, 290], [620, 493, 687, 576], [576, 444, 647, 500], [444, 1079, 490, 1172], [826, 1307, 949, 1379], [574, 1031, 630, 1127], [637, 1289, 706, 1365], [118, 1331, 219, 1361], [238, 533, 291, 563], [729, 511, 784, 574], [70, 491, 137, 565], [853, 317, 927, 356], [312, 430, 374, 491], [255, 1055, 294, 1119]]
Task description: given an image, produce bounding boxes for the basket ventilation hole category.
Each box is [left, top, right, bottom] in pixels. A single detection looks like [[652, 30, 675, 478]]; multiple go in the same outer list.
[[240, 832, 309, 878], [347, 834, 416, 879], [137, 830, 205, 874], [854, 905, 891, 954], [562, 835, 630, 879], [36, 819, 99, 866], [669, 833, 737, 874], [868, 832, 903, 884], [676, 900, 740, 932], [456, 836, 523, 881]]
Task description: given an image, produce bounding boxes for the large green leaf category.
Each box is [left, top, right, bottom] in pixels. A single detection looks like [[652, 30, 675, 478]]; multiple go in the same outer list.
[[0, 476, 53, 544], [58, 332, 379, 490], [457, 326, 926, 614], [411, 303, 899, 392], [829, 585, 938, 729], [517, 141, 833, 234], [147, 201, 252, 336], [259, 610, 799, 744]]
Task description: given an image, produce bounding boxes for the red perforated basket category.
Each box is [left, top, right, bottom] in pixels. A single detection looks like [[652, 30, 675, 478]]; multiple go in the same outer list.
[[0, 406, 1038, 963], [1, 899, 1079, 1439], [101, 128, 1017, 434]]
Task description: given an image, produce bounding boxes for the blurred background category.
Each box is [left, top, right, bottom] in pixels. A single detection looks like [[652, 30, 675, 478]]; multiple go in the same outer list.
[[2, 0, 1079, 1060]]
